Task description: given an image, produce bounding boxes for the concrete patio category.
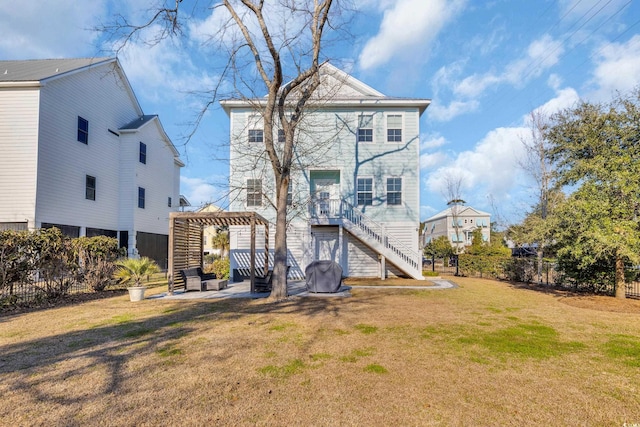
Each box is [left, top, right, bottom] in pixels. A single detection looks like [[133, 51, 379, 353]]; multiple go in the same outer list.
[[148, 277, 456, 300]]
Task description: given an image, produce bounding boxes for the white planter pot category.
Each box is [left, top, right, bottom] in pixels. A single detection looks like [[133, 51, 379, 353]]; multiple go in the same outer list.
[[127, 286, 146, 302]]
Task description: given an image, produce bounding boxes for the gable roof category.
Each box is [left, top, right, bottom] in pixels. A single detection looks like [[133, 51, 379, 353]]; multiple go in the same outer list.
[[425, 206, 491, 222], [220, 62, 430, 116], [120, 115, 183, 164], [0, 57, 113, 83], [0, 57, 144, 117]]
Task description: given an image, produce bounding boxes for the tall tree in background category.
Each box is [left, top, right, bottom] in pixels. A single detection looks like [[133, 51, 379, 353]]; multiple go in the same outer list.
[[546, 89, 640, 299], [102, 0, 345, 300], [443, 172, 466, 253], [517, 110, 557, 284]]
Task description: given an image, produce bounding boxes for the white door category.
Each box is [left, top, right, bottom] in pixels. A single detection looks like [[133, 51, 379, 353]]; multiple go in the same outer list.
[[315, 231, 339, 262]]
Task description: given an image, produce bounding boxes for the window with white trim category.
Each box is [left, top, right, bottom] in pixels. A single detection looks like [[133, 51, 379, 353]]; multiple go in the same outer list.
[[278, 129, 285, 143], [357, 177, 373, 206], [286, 181, 293, 206], [248, 114, 263, 143], [357, 114, 373, 143], [85, 175, 96, 200], [138, 187, 145, 209], [386, 114, 402, 142], [77, 116, 89, 144], [386, 177, 402, 205], [246, 179, 262, 207], [139, 142, 147, 164]]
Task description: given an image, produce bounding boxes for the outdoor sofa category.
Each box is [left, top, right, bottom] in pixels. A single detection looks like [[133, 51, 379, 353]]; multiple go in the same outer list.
[[180, 267, 227, 292]]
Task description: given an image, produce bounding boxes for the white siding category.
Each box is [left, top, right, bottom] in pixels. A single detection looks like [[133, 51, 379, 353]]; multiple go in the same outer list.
[[0, 88, 40, 226], [128, 120, 179, 236], [35, 63, 139, 231], [226, 68, 425, 279]]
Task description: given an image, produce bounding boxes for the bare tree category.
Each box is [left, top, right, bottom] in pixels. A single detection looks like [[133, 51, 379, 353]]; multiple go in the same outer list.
[[442, 172, 466, 254], [100, 1, 348, 300], [518, 109, 555, 284]]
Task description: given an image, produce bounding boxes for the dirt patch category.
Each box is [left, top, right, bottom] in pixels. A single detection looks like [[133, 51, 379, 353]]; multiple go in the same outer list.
[[557, 294, 640, 313], [343, 277, 436, 286]]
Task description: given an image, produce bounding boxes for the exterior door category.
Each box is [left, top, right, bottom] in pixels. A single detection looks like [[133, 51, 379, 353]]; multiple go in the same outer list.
[[313, 178, 340, 217], [315, 230, 339, 263]]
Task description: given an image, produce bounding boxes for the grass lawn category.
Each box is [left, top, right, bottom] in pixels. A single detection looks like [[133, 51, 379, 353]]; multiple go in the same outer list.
[[1, 276, 640, 426]]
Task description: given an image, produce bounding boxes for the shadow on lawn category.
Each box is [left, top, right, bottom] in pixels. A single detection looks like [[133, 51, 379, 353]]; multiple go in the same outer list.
[[0, 290, 382, 413]]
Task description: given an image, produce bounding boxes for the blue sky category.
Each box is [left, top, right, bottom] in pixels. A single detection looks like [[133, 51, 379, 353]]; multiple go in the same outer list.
[[2, 0, 640, 226]]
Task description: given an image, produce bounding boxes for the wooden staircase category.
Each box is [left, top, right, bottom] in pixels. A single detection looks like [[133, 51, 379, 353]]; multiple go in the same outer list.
[[310, 199, 423, 280]]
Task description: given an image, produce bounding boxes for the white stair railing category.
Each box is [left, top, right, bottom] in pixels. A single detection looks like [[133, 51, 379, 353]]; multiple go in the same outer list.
[[340, 200, 421, 275], [309, 199, 422, 278]]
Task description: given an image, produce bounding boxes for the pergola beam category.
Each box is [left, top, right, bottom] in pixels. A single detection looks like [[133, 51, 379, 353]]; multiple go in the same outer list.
[[168, 211, 270, 294]]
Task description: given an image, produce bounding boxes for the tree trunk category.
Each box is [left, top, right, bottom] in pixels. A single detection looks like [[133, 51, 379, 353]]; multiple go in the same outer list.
[[269, 175, 290, 301], [614, 254, 626, 299]]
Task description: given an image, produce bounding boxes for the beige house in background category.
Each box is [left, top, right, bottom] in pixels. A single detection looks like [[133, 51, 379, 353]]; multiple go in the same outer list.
[[423, 206, 491, 251], [198, 203, 225, 256]]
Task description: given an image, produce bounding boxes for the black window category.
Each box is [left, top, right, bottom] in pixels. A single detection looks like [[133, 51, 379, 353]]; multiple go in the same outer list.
[[85, 175, 96, 200], [386, 177, 402, 205], [357, 178, 373, 206], [278, 129, 285, 143], [248, 129, 264, 143], [287, 182, 293, 206], [138, 187, 145, 209], [246, 179, 262, 207], [139, 142, 147, 164], [168, 196, 172, 207], [386, 115, 402, 142], [77, 116, 89, 144], [357, 115, 373, 143]]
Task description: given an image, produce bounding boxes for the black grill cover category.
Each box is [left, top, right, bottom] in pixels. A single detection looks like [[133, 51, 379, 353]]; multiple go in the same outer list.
[[305, 260, 343, 293]]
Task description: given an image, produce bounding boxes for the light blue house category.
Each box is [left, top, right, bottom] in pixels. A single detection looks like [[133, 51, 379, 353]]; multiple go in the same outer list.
[[222, 64, 430, 280], [423, 206, 491, 252]]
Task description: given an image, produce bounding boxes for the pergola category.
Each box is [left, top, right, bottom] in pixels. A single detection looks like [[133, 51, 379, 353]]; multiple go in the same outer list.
[[168, 211, 270, 293]]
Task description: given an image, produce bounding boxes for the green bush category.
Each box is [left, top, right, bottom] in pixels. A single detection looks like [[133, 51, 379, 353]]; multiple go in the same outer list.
[[114, 257, 160, 287], [458, 254, 512, 279], [209, 257, 230, 280]]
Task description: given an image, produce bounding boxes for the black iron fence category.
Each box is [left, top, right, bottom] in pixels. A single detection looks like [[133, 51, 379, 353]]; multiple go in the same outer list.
[[424, 256, 640, 299]]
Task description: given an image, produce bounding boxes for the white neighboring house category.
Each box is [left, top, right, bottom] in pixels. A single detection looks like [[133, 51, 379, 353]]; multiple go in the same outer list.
[[221, 63, 430, 280], [423, 206, 491, 251], [0, 57, 184, 269]]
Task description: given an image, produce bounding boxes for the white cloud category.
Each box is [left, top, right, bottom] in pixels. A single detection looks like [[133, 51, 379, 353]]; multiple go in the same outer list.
[[425, 127, 528, 206], [359, 0, 466, 71], [180, 176, 222, 209], [421, 134, 448, 151], [453, 74, 501, 99], [531, 86, 580, 117], [0, 0, 107, 59], [454, 35, 564, 98], [430, 34, 565, 123], [428, 99, 479, 122], [420, 152, 450, 170], [589, 35, 640, 101]]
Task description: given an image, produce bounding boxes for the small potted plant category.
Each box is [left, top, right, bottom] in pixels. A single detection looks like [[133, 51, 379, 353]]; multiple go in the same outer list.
[[114, 257, 160, 301]]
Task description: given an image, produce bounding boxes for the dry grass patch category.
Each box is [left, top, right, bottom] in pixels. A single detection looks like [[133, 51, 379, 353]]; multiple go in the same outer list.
[[1, 277, 640, 425], [344, 277, 436, 286]]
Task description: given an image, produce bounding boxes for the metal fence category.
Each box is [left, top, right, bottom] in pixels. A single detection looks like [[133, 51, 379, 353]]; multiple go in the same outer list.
[[424, 256, 640, 299], [1, 276, 91, 306]]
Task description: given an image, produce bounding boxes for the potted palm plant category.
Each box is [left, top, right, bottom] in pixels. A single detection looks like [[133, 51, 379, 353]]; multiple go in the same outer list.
[[114, 257, 160, 301]]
